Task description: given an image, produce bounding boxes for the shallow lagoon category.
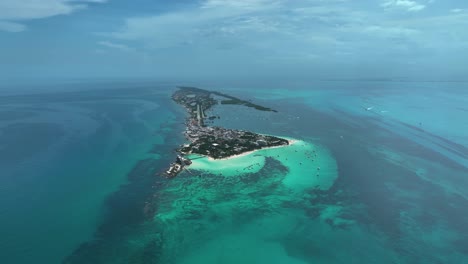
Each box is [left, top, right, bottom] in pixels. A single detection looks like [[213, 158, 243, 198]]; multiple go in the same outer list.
[[1, 82, 467, 264], [190, 138, 337, 191]]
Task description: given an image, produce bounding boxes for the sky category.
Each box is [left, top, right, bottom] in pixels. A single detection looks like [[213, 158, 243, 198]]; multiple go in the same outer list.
[[0, 0, 467, 82]]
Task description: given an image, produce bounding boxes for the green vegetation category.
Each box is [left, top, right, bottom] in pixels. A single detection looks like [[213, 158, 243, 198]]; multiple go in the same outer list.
[[173, 86, 285, 160], [212, 91, 277, 112], [176, 86, 277, 113]]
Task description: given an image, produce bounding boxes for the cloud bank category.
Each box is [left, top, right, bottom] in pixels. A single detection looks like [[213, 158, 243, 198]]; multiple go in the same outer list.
[[2, 0, 468, 81], [0, 0, 107, 32]]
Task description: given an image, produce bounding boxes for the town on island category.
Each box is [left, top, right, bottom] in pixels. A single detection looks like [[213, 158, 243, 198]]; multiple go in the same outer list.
[[164, 86, 290, 177]]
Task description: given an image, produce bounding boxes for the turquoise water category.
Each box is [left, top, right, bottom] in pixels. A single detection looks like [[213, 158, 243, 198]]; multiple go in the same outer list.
[[0, 85, 180, 264], [1, 81, 467, 263]]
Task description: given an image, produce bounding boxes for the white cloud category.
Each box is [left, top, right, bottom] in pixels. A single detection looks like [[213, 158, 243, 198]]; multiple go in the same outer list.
[[0, 21, 26, 32], [382, 0, 426, 12], [101, 0, 468, 73], [0, 0, 83, 20], [77, 0, 108, 2], [0, 0, 107, 32], [364, 25, 419, 39], [98, 41, 133, 51], [451, 9, 464, 13], [201, 0, 278, 10], [109, 0, 283, 49]]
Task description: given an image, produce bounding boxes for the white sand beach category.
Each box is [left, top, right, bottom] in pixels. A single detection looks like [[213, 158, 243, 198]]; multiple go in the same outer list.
[[190, 137, 337, 191]]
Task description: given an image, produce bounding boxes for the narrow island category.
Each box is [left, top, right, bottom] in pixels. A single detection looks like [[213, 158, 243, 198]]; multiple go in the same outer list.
[[164, 86, 289, 177]]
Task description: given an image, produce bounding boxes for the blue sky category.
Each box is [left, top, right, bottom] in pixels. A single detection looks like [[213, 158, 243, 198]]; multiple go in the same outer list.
[[1, 0, 467, 81]]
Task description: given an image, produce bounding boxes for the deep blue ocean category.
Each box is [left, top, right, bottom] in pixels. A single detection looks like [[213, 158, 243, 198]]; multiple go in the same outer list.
[[0, 81, 467, 263]]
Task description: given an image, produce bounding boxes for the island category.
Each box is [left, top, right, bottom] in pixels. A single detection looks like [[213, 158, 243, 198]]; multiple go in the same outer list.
[[163, 86, 289, 177]]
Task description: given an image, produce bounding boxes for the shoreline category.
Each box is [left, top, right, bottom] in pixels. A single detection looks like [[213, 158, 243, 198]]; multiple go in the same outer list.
[[166, 87, 291, 177], [206, 139, 297, 161]]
